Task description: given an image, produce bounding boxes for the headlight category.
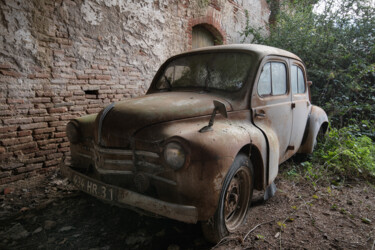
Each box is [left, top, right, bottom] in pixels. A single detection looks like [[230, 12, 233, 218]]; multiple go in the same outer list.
[[66, 121, 80, 144], [163, 142, 186, 170]]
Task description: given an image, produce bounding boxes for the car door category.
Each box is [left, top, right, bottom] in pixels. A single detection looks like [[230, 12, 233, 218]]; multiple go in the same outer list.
[[285, 60, 312, 159], [251, 57, 292, 182]]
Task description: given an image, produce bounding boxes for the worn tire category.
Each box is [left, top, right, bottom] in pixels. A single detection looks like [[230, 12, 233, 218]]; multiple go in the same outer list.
[[201, 153, 254, 243]]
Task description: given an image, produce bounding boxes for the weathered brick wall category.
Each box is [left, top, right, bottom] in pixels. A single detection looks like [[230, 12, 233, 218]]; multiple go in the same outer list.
[[0, 0, 270, 184]]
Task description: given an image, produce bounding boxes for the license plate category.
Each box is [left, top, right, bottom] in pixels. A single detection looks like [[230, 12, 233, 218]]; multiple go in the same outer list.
[[72, 174, 115, 201]]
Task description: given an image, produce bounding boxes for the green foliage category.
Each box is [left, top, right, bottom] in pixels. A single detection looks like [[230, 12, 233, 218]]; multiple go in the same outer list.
[[312, 124, 375, 181], [242, 0, 375, 132]]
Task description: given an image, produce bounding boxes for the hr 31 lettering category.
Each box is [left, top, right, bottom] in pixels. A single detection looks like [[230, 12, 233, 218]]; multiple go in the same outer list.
[[73, 175, 113, 201]]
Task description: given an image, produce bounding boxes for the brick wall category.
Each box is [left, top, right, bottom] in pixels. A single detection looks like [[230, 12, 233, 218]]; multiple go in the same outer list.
[[0, 0, 270, 184]]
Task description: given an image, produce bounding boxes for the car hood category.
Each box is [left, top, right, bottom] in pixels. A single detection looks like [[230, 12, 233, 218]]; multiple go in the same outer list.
[[96, 92, 231, 148]]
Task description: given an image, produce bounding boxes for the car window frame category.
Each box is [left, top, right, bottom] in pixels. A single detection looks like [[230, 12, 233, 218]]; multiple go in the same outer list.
[[256, 59, 289, 98], [290, 63, 307, 95]]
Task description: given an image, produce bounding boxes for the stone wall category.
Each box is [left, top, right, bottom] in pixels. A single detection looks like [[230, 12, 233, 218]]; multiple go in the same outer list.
[[0, 0, 270, 184]]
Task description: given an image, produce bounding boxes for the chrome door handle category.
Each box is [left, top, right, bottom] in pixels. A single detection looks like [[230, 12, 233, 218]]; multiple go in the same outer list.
[[255, 111, 266, 118]]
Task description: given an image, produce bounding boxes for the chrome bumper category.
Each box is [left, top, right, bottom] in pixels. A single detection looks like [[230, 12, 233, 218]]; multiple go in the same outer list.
[[61, 164, 198, 224]]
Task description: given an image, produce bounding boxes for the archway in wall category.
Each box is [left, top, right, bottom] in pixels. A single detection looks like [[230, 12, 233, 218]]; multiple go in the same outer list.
[[192, 24, 223, 49]]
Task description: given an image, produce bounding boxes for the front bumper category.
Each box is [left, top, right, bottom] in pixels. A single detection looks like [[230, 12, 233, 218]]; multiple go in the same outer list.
[[61, 164, 198, 224]]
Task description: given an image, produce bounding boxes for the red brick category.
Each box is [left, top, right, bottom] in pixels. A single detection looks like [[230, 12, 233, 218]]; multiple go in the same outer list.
[[70, 106, 85, 111], [0, 132, 17, 139], [8, 142, 37, 152], [0, 63, 13, 69], [95, 74, 111, 80], [45, 159, 60, 167], [55, 126, 66, 132], [18, 130, 32, 137], [0, 162, 23, 170], [0, 70, 23, 77], [59, 142, 70, 148], [0, 110, 15, 116], [34, 127, 55, 134], [19, 136, 33, 144], [58, 147, 70, 153], [60, 114, 78, 120], [54, 132, 66, 138], [20, 122, 48, 130], [0, 126, 17, 133], [7, 98, 24, 104], [1, 138, 19, 146], [87, 108, 101, 114], [21, 147, 39, 154], [0, 146, 5, 153], [34, 134, 49, 140], [0, 173, 26, 185], [48, 107, 67, 113], [35, 73, 50, 79], [28, 109, 47, 115], [16, 163, 43, 174], [77, 75, 91, 80], [31, 97, 51, 103], [0, 152, 14, 160], [47, 152, 63, 160], [0, 171, 11, 178], [85, 69, 102, 74], [23, 156, 45, 164], [35, 149, 57, 157], [44, 116, 60, 122], [60, 91, 73, 97]]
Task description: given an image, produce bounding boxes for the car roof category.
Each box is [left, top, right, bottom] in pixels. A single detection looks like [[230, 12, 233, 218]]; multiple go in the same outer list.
[[184, 44, 302, 61]]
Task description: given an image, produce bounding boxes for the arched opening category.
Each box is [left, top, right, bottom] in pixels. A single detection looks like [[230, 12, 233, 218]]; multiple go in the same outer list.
[[192, 24, 223, 49]]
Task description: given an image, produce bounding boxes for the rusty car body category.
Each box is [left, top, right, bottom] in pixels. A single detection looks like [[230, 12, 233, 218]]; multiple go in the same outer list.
[[62, 44, 328, 242]]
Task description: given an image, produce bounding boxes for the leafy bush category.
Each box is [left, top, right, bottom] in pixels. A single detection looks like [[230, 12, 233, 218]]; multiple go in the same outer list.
[[312, 124, 375, 182]]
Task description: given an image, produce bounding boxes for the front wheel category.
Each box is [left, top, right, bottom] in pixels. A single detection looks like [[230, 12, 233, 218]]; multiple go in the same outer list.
[[202, 153, 254, 243]]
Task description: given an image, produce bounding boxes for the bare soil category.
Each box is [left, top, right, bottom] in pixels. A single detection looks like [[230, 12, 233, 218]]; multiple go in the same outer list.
[[0, 166, 374, 250]]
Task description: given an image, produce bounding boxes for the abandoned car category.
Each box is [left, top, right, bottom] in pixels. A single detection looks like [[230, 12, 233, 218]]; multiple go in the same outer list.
[[62, 44, 328, 242]]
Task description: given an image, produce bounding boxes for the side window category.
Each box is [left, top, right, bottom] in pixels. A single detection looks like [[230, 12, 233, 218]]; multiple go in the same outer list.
[[291, 65, 306, 94], [257, 62, 287, 96], [258, 63, 271, 95]]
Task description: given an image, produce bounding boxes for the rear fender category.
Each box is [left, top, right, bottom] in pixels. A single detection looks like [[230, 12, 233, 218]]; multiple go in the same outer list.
[[298, 105, 328, 154]]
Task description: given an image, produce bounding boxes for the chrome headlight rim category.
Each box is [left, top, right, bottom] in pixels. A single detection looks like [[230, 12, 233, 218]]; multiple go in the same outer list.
[[162, 138, 190, 171], [66, 121, 80, 144]]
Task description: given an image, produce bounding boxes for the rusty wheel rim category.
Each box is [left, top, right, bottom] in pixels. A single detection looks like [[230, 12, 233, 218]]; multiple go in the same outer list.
[[224, 166, 251, 232]]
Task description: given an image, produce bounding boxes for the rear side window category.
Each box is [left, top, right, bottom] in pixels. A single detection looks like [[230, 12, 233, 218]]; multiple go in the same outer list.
[[291, 65, 306, 94], [257, 62, 287, 96]]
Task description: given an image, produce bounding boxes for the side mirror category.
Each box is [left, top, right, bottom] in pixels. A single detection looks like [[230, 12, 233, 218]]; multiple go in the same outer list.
[[199, 100, 228, 133], [213, 100, 228, 118]]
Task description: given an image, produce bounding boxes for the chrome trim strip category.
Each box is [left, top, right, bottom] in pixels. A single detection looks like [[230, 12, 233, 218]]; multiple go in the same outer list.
[[77, 152, 91, 159], [95, 146, 158, 158], [136, 151, 159, 158], [96, 146, 133, 156], [98, 102, 115, 146], [137, 161, 162, 169], [104, 159, 133, 165], [145, 173, 177, 186]]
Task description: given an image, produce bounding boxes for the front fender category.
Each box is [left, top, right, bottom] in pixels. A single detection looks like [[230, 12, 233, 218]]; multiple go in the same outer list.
[[135, 110, 268, 220], [298, 105, 329, 154]]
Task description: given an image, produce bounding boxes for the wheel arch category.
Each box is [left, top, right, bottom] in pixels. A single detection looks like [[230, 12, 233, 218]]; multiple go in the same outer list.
[[298, 105, 329, 153], [238, 144, 266, 191]]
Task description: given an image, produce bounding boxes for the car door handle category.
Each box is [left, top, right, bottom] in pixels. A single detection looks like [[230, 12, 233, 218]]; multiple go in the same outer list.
[[255, 111, 266, 118]]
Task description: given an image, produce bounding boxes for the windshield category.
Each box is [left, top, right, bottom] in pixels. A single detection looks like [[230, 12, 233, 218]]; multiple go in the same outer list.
[[156, 52, 254, 92]]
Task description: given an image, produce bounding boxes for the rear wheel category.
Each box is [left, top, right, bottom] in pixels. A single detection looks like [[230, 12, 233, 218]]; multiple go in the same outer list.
[[202, 153, 254, 243]]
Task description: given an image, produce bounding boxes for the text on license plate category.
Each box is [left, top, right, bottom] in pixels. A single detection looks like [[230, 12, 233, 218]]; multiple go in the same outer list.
[[73, 174, 114, 201]]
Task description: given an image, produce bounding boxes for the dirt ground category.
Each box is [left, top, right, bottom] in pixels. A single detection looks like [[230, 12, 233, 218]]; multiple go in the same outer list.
[[0, 165, 374, 250]]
